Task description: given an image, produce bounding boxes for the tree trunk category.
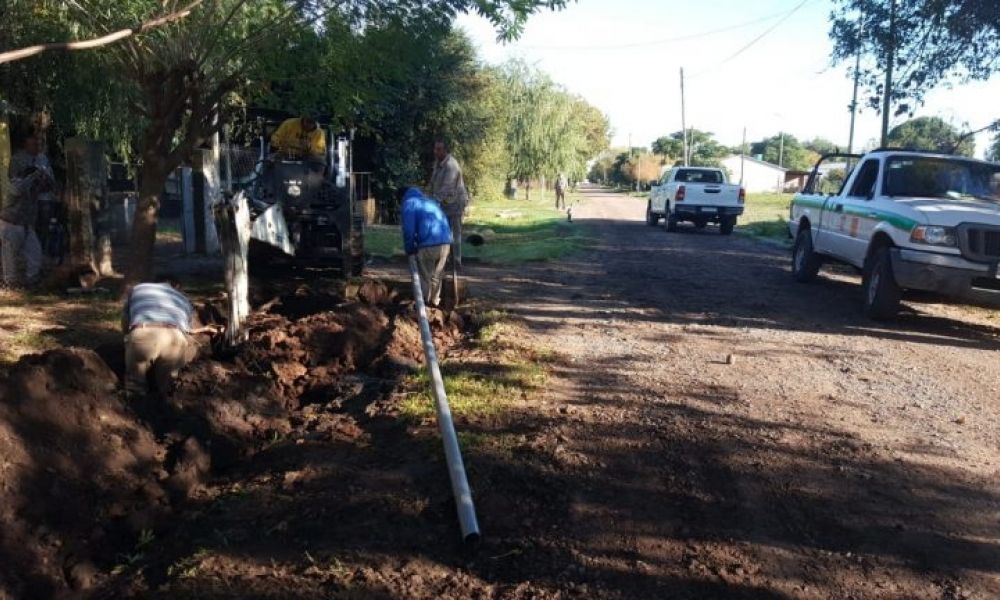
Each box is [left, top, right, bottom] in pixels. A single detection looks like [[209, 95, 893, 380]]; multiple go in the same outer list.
[[525, 180, 531, 201], [215, 191, 250, 347], [125, 149, 168, 286]]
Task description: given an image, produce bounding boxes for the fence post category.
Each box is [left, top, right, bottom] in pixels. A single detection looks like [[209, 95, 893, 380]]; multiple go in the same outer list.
[[185, 149, 221, 254]]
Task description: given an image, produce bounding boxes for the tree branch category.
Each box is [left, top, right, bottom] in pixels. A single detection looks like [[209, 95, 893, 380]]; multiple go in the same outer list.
[[0, 0, 206, 65], [949, 119, 1000, 154]]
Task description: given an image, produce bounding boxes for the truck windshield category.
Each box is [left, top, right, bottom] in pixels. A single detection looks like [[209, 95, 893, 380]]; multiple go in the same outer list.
[[675, 169, 724, 184], [884, 156, 1000, 202]]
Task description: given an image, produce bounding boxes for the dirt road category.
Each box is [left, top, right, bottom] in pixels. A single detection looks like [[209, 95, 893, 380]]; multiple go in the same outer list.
[[460, 186, 1000, 598], [71, 187, 998, 599]]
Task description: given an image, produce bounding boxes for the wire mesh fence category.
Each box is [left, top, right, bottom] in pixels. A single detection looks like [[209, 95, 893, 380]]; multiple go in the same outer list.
[[220, 142, 263, 190]]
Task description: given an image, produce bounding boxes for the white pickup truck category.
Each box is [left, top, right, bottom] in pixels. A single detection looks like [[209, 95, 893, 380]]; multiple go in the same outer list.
[[789, 150, 1000, 319], [646, 167, 745, 235]]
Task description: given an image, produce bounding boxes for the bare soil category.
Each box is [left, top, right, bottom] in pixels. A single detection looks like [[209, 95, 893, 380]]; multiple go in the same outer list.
[[2, 187, 998, 599]]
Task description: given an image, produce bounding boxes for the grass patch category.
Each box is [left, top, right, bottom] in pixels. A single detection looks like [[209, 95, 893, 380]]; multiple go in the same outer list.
[[400, 359, 546, 421], [364, 192, 591, 264], [738, 193, 794, 244]]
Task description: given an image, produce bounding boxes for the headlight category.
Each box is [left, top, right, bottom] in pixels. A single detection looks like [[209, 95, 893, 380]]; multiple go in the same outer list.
[[910, 225, 956, 247], [287, 183, 302, 197]]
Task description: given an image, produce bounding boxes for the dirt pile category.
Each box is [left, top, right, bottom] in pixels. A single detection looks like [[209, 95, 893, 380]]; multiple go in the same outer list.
[[0, 349, 167, 598], [0, 280, 464, 599]]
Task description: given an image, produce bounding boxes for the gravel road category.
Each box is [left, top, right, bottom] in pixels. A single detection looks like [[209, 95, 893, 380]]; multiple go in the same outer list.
[[105, 187, 998, 599], [464, 186, 1000, 599]]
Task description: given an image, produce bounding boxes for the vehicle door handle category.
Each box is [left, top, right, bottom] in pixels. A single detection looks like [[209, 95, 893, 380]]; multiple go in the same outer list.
[[867, 212, 878, 218], [833, 204, 844, 213]]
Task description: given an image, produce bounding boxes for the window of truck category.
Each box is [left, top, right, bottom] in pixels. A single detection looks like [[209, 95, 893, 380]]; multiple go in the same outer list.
[[884, 156, 1000, 202], [848, 159, 880, 198], [675, 169, 723, 184]]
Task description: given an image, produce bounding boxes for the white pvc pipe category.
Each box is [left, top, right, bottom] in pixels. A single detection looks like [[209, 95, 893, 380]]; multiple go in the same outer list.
[[408, 255, 481, 543]]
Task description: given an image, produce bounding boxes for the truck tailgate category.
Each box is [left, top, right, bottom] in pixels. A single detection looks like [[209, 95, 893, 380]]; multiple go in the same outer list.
[[682, 184, 741, 206]]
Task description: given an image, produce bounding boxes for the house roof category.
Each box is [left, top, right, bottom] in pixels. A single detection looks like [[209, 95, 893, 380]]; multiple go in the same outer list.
[[722, 154, 787, 172]]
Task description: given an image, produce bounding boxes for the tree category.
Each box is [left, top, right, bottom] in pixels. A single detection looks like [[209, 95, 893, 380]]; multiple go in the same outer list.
[[9, 0, 570, 283], [804, 137, 840, 156], [651, 129, 727, 166], [829, 1, 1000, 131], [499, 61, 609, 199], [886, 116, 975, 155], [749, 133, 819, 171], [988, 133, 1000, 163]]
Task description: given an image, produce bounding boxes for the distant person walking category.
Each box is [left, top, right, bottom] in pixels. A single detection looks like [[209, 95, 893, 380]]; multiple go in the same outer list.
[[555, 173, 568, 210], [1, 126, 52, 287], [401, 187, 453, 307], [429, 139, 469, 266], [122, 277, 220, 395]]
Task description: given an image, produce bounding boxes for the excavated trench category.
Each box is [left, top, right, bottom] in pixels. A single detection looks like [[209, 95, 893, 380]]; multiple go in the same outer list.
[[0, 279, 466, 598]]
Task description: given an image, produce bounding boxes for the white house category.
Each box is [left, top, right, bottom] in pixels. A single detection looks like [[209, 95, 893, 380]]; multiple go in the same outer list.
[[720, 154, 787, 193]]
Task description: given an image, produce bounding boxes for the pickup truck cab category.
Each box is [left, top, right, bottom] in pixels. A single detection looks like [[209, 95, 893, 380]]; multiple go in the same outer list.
[[647, 167, 745, 235], [789, 150, 1000, 319]]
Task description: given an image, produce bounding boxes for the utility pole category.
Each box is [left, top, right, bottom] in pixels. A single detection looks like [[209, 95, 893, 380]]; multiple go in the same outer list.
[[740, 126, 746, 184], [778, 131, 785, 168], [680, 67, 689, 166], [847, 13, 863, 155], [880, 0, 897, 147]]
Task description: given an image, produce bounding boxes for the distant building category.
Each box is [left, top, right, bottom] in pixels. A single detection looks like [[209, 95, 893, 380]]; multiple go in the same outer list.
[[721, 154, 788, 193]]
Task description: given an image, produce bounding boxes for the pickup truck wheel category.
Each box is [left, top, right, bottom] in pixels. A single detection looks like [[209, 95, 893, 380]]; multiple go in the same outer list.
[[719, 216, 736, 236], [665, 209, 679, 232], [791, 228, 822, 283], [694, 218, 707, 229], [863, 246, 902, 320], [645, 201, 660, 226]]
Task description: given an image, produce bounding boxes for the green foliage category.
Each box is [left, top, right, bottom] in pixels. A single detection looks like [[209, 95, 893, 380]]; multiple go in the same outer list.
[[830, 0, 1000, 115], [500, 61, 609, 188], [988, 133, 1000, 163], [651, 129, 728, 167], [886, 116, 975, 156], [803, 137, 840, 156], [749, 133, 819, 171], [0, 1, 139, 160], [819, 168, 847, 194]]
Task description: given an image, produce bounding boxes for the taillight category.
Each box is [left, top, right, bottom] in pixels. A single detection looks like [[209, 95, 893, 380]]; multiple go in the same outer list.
[[676, 185, 686, 202], [739, 188, 746, 204]]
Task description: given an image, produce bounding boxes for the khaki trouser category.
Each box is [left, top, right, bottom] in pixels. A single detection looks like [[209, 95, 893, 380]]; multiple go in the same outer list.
[[0, 219, 41, 286], [443, 208, 463, 266], [125, 327, 199, 395], [418, 244, 450, 306]]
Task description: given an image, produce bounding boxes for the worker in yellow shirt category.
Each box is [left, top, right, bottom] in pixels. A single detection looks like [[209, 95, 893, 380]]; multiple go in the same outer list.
[[270, 116, 326, 161]]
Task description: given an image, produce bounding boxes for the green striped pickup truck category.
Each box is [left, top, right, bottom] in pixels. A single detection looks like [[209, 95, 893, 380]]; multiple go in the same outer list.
[[788, 150, 1000, 319]]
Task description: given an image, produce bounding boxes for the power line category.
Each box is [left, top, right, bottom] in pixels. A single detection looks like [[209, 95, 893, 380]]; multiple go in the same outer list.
[[689, 0, 814, 78], [518, 3, 816, 52]]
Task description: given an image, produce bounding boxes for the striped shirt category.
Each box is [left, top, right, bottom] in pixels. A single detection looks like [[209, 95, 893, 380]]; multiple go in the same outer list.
[[125, 283, 194, 332]]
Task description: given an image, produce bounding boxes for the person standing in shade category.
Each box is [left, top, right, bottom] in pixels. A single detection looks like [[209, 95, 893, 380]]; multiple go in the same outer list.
[[429, 139, 469, 266], [401, 187, 453, 307], [1, 127, 52, 287]]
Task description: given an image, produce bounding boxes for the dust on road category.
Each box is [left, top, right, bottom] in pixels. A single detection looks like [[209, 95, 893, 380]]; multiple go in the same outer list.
[[464, 186, 1000, 599]]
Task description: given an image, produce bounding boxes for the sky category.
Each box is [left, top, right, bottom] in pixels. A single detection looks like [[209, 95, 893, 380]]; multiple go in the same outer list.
[[456, 0, 1000, 159]]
